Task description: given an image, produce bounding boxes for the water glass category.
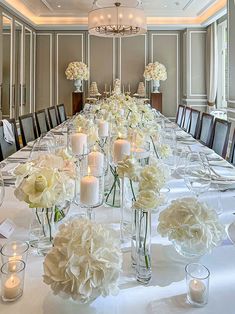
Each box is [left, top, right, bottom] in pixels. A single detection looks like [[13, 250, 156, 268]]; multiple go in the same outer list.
[[185, 263, 210, 307]]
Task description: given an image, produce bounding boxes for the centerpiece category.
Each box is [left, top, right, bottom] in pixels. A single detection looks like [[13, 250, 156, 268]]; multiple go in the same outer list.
[[65, 61, 89, 92], [158, 197, 226, 258], [14, 154, 76, 255], [144, 62, 167, 93], [43, 218, 122, 304]]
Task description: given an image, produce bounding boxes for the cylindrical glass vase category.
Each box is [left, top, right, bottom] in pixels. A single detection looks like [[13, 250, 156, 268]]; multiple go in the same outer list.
[[135, 209, 152, 285]]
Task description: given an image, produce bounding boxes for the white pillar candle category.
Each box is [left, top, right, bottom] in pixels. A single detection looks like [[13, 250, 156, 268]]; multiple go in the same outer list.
[[88, 151, 104, 176], [80, 174, 99, 206], [109, 85, 112, 94], [71, 133, 87, 155], [4, 275, 21, 300], [105, 84, 107, 93], [113, 139, 131, 164], [128, 83, 131, 93], [123, 85, 125, 94], [189, 279, 206, 304], [98, 120, 109, 137]]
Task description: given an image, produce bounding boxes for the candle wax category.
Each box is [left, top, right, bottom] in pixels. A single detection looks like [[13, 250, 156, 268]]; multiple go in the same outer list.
[[189, 279, 206, 304], [4, 275, 21, 300]]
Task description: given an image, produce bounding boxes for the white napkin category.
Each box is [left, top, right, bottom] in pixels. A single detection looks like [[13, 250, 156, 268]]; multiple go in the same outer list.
[[2, 120, 15, 145]]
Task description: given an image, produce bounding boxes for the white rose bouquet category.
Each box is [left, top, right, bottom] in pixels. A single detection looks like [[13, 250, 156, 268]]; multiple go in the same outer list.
[[14, 154, 76, 209], [144, 62, 167, 81], [158, 197, 226, 256], [43, 218, 122, 303], [65, 61, 89, 81]]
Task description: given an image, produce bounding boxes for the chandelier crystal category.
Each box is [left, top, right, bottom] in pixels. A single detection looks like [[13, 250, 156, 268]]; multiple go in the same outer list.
[[88, 1, 147, 37]]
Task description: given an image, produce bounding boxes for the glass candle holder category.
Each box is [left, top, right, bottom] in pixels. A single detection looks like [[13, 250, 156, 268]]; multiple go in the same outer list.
[[1, 260, 25, 302], [185, 263, 210, 307], [1, 241, 29, 267], [79, 167, 104, 220], [67, 125, 88, 159]]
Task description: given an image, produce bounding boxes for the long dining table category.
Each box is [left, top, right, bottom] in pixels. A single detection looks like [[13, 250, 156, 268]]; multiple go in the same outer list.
[[0, 118, 235, 314]]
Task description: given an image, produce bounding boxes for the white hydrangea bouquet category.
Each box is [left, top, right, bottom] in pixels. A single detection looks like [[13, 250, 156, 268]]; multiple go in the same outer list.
[[43, 218, 122, 304], [65, 61, 89, 81], [144, 62, 167, 81], [158, 197, 226, 258]]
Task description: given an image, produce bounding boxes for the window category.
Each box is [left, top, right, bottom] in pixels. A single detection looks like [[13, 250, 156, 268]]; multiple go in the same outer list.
[[217, 20, 228, 109]]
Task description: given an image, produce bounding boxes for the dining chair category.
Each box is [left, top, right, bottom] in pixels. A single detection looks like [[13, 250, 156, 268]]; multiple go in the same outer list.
[[181, 107, 192, 131], [210, 118, 231, 159], [175, 105, 185, 127], [47, 106, 59, 129], [35, 109, 50, 136], [0, 119, 20, 161], [229, 129, 235, 165], [198, 113, 214, 147], [188, 109, 200, 138], [57, 104, 67, 124], [19, 113, 38, 147]]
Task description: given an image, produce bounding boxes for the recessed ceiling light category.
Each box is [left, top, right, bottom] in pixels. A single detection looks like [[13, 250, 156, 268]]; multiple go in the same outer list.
[[57, 4, 61, 8]]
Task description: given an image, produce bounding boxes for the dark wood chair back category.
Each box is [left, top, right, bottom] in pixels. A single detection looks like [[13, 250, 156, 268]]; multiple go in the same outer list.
[[175, 105, 185, 127], [229, 129, 235, 165], [19, 113, 37, 147], [57, 104, 67, 124], [198, 113, 214, 147], [188, 109, 200, 138], [35, 109, 50, 136], [210, 118, 231, 158], [182, 107, 192, 131], [47, 106, 59, 129]]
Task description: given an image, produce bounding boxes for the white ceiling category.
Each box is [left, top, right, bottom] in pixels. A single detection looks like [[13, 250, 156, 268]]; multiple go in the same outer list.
[[16, 0, 220, 17]]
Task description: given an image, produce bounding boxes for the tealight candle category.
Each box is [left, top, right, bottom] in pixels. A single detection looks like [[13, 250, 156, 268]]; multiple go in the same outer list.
[[113, 139, 131, 164], [71, 133, 87, 155], [98, 120, 109, 137], [80, 172, 99, 206], [189, 279, 206, 304], [88, 151, 104, 176], [4, 275, 21, 300]]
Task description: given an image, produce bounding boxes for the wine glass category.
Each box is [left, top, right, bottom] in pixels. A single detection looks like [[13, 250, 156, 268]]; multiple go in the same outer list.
[[29, 135, 54, 161], [184, 152, 211, 198], [0, 170, 5, 206]]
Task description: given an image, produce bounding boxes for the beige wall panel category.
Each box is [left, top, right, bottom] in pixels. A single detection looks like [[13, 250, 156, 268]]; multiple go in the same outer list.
[[57, 34, 83, 116], [120, 35, 146, 94], [89, 36, 113, 93], [152, 33, 179, 117], [35, 34, 51, 111], [190, 31, 206, 96], [182, 32, 187, 97]]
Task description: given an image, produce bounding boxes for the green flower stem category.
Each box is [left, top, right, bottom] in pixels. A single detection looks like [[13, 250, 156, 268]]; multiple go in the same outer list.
[[143, 211, 150, 269], [45, 208, 52, 242], [129, 179, 136, 201], [150, 136, 160, 159]]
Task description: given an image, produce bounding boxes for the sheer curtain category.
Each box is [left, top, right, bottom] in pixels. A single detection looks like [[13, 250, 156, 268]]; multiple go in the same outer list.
[[206, 22, 218, 113]]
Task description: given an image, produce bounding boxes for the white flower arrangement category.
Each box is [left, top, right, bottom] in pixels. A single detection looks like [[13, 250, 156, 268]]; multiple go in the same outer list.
[[65, 61, 89, 81], [144, 62, 167, 81], [14, 154, 76, 209], [117, 156, 141, 182], [157, 197, 226, 255], [43, 218, 122, 303]]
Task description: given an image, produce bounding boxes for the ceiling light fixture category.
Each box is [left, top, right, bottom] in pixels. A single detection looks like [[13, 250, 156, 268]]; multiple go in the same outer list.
[[88, 0, 147, 37]]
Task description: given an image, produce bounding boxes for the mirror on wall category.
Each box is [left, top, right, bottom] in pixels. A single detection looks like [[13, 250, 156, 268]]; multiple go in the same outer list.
[[2, 14, 12, 118], [14, 21, 23, 119], [24, 27, 32, 114]]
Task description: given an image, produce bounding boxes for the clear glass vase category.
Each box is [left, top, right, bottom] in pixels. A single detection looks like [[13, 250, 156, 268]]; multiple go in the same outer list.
[[105, 165, 120, 208], [30, 207, 56, 256], [135, 209, 152, 285]]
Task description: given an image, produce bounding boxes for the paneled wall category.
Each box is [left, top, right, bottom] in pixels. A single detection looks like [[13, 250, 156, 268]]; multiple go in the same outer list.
[[35, 30, 187, 118], [182, 29, 207, 112], [228, 0, 235, 129]]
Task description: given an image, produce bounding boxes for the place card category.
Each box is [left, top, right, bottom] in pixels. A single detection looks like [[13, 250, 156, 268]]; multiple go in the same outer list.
[[0, 219, 16, 239]]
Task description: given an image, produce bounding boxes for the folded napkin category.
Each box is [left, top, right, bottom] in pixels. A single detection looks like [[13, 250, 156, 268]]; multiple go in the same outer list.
[[2, 120, 15, 145]]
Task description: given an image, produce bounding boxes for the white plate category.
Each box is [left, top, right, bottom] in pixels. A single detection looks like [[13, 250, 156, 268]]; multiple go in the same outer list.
[[227, 221, 235, 244]]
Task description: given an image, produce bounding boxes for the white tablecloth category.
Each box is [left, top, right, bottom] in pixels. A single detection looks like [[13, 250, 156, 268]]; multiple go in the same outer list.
[[0, 128, 235, 314]]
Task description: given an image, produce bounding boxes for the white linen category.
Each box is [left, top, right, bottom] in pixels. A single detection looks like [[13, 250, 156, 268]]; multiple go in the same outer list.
[[0, 130, 235, 313], [2, 119, 15, 144]]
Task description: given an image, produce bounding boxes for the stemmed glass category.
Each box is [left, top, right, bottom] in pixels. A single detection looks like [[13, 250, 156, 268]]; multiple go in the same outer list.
[[184, 152, 211, 198]]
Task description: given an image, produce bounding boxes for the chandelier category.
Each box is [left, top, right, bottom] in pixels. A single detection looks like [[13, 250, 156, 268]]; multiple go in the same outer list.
[[88, 1, 147, 37]]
